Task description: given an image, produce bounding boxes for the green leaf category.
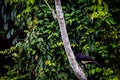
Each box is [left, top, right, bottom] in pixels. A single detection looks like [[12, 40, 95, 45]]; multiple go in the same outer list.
[[105, 18, 111, 25], [98, 0, 102, 5], [97, 5, 103, 11], [12, 36, 18, 44], [4, 23, 8, 31], [91, 69, 95, 75], [6, 31, 11, 39], [95, 67, 102, 72], [31, 0, 35, 5], [108, 17, 116, 25], [10, 28, 14, 36], [32, 50, 36, 55], [103, 2, 108, 12], [92, 5, 97, 12]]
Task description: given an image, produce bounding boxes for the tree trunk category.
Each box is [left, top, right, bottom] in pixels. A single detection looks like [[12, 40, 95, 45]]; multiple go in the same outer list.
[[54, 0, 87, 80]]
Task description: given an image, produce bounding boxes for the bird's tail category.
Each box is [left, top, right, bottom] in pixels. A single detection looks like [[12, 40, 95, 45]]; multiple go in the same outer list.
[[91, 61, 102, 68]]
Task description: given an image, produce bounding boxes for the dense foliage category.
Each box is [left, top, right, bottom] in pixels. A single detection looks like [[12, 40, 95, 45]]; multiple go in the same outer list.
[[0, 0, 120, 80]]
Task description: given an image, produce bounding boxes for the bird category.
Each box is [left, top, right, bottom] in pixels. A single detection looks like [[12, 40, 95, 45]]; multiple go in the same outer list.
[[75, 51, 102, 68]]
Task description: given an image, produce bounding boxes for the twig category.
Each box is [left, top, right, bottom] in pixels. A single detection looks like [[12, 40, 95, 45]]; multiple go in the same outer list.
[[44, 0, 57, 19]]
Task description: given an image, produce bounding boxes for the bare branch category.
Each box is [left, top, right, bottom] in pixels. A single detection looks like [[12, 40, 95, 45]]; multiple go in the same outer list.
[[54, 0, 87, 80], [44, 0, 57, 19]]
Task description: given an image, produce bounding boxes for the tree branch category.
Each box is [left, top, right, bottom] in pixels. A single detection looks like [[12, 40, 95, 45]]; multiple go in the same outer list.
[[54, 0, 87, 80], [44, 0, 57, 19]]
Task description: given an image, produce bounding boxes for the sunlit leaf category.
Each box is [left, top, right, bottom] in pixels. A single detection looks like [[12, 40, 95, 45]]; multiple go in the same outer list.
[[98, 0, 102, 5], [103, 2, 108, 12]]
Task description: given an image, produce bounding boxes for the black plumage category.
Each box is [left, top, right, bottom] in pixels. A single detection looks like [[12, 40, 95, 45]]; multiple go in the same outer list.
[[75, 52, 102, 67]]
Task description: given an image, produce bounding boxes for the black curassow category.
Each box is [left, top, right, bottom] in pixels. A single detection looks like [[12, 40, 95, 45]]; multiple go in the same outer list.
[[75, 51, 102, 67]]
